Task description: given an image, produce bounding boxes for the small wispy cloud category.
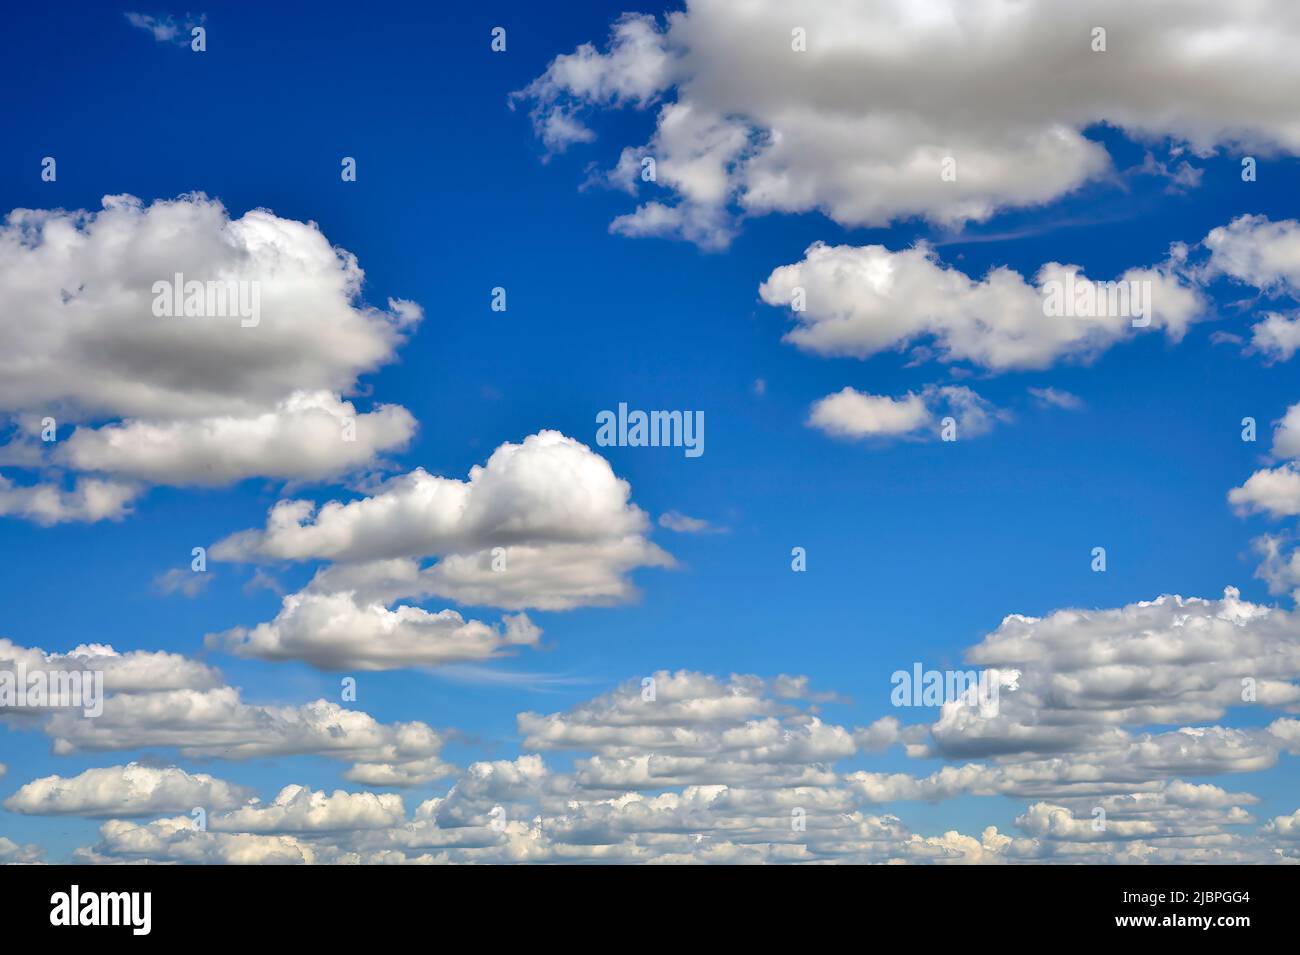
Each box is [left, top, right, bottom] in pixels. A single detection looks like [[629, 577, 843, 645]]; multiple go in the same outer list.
[[153, 567, 213, 598], [1028, 387, 1084, 411], [809, 384, 1009, 443], [1136, 150, 1204, 194], [124, 12, 205, 46], [429, 665, 599, 693], [242, 568, 284, 598], [659, 510, 726, 534]]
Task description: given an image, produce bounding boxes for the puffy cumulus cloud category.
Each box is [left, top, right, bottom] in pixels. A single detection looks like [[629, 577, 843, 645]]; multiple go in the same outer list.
[[43, 688, 455, 786], [55, 392, 415, 488], [1014, 798, 1254, 843], [210, 785, 405, 833], [511, 13, 678, 152], [213, 431, 652, 564], [1250, 312, 1300, 363], [1230, 464, 1300, 518], [1204, 215, 1300, 293], [210, 430, 672, 617], [848, 763, 1260, 807], [1252, 534, 1300, 599], [11, 586, 1296, 863], [519, 670, 799, 750], [0, 635, 456, 786], [888, 589, 1300, 787], [1230, 401, 1300, 586], [1265, 808, 1300, 839], [1202, 216, 1300, 362], [9, 584, 1300, 864], [80, 808, 524, 865], [1255, 402, 1300, 468], [396, 537, 670, 611], [75, 723, 1028, 864], [0, 638, 221, 716], [516, 1, 1300, 247], [206, 591, 540, 671], [0, 475, 138, 526], [418, 755, 554, 830], [809, 389, 929, 438], [0, 194, 421, 520], [808, 384, 1005, 442], [824, 586, 1300, 861], [86, 816, 321, 865], [4, 763, 254, 817], [0, 194, 418, 420], [855, 727, 1285, 799], [0, 835, 43, 864], [541, 784, 856, 844], [760, 241, 1204, 373], [193, 431, 666, 676], [518, 671, 880, 795], [962, 588, 1300, 728]]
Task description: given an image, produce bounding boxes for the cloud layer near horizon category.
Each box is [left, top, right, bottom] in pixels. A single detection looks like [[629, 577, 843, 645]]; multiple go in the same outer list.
[[6, 584, 1300, 864]]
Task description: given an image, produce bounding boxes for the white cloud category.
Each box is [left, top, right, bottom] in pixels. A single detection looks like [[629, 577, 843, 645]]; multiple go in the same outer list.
[[657, 511, 721, 534], [0, 475, 139, 526], [0, 638, 221, 704], [211, 430, 672, 611], [1229, 464, 1300, 518], [5, 763, 254, 817], [760, 241, 1203, 372], [809, 389, 930, 438], [153, 567, 214, 598], [1204, 214, 1300, 292], [123, 12, 203, 45], [1252, 534, 1300, 598], [1265, 808, 1300, 839], [57, 391, 415, 487], [1232, 399, 1300, 595], [213, 431, 647, 563], [1270, 402, 1300, 460], [0, 835, 43, 864], [0, 194, 422, 521], [62, 655, 1299, 863], [207, 591, 540, 671], [43, 688, 456, 786], [35, 607, 1300, 865], [961, 587, 1300, 730], [89, 816, 320, 864], [1250, 312, 1300, 362], [0, 642, 459, 786], [210, 785, 405, 833], [517, 1, 1300, 247], [1028, 387, 1084, 411], [808, 384, 1005, 441], [512, 13, 678, 153]]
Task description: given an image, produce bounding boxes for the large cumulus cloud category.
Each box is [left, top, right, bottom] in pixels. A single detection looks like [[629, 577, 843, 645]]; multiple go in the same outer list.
[[516, 1, 1300, 248], [0, 193, 422, 521]]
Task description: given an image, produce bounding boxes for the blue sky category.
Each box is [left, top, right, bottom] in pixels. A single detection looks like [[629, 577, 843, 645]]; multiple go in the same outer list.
[[3, 1, 1300, 863]]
